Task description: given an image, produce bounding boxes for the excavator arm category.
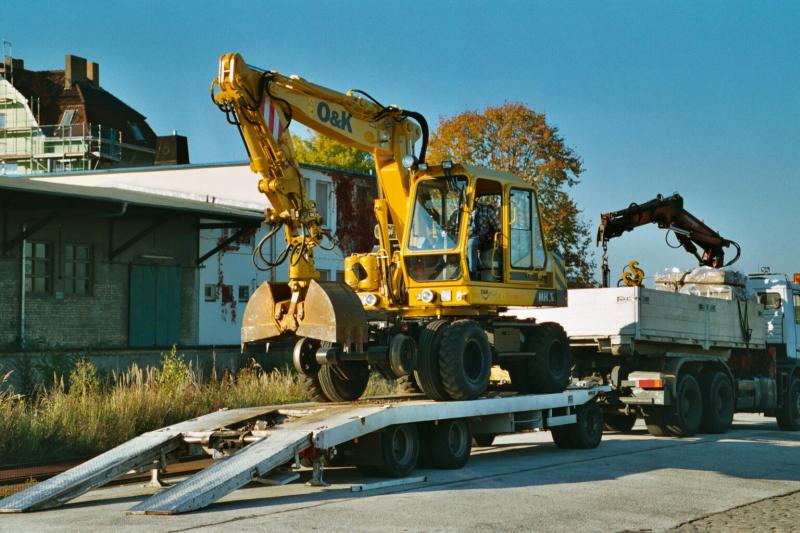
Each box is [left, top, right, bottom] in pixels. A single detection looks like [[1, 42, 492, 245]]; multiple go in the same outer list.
[[212, 53, 425, 345], [597, 193, 740, 287]]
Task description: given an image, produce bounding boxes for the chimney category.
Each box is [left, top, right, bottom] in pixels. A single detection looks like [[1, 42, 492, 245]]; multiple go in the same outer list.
[[155, 134, 190, 166], [87, 61, 100, 87], [64, 54, 87, 88]]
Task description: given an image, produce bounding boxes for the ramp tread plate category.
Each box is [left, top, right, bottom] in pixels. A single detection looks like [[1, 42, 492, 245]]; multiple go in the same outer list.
[[0, 407, 278, 513], [128, 430, 311, 515]]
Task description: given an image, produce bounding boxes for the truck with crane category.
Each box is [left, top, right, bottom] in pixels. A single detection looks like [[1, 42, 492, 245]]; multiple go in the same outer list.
[[512, 193, 800, 437]]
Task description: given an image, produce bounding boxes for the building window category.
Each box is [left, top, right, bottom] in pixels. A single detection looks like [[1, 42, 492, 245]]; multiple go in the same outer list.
[[794, 293, 800, 326], [128, 121, 145, 142], [0, 113, 6, 128], [204, 284, 217, 302], [238, 285, 250, 302], [24, 242, 52, 294], [316, 181, 330, 226], [64, 244, 92, 294], [60, 109, 76, 126], [318, 270, 329, 281]]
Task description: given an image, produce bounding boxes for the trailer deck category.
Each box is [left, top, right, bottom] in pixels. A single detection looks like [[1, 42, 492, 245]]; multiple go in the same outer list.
[[0, 386, 606, 515]]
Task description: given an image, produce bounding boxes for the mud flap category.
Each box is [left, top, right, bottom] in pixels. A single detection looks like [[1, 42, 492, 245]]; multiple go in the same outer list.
[[241, 280, 366, 346]]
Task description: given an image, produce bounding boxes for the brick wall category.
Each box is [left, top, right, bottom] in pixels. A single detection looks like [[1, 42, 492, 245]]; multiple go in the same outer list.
[[0, 210, 200, 350]]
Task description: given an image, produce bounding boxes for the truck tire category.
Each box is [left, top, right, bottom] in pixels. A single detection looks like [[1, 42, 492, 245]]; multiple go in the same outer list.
[[414, 320, 452, 401], [776, 377, 800, 431], [644, 373, 703, 437], [427, 419, 472, 469], [473, 434, 497, 447], [318, 361, 370, 402], [700, 370, 734, 434], [603, 413, 637, 433], [510, 323, 571, 394], [377, 424, 420, 477], [396, 373, 422, 394], [439, 320, 492, 400]]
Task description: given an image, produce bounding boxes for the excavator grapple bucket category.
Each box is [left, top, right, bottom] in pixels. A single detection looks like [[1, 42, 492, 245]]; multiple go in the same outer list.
[[241, 280, 367, 346]]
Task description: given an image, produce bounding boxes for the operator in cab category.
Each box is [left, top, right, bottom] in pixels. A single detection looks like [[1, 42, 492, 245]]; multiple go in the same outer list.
[[468, 198, 501, 279]]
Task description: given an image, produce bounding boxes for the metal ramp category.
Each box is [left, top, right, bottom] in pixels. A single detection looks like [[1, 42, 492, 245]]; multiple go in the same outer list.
[[0, 407, 278, 513]]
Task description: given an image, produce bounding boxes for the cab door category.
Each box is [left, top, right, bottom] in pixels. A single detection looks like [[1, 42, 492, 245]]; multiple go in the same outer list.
[[506, 187, 547, 282]]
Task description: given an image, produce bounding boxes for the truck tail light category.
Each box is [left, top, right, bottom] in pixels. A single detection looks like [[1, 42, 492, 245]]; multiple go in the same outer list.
[[637, 379, 664, 390]]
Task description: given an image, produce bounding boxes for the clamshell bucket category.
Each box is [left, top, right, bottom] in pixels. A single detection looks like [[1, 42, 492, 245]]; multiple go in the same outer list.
[[241, 280, 367, 346]]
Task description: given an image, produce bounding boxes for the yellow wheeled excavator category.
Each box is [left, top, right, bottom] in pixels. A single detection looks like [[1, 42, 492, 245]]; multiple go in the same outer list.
[[212, 53, 569, 403]]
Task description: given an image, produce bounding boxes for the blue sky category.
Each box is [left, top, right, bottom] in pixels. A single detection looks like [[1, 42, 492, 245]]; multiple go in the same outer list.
[[5, 0, 799, 281]]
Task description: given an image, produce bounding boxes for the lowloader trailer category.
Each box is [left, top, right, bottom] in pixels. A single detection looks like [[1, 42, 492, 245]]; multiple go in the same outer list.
[[0, 384, 607, 515], [510, 271, 800, 438]]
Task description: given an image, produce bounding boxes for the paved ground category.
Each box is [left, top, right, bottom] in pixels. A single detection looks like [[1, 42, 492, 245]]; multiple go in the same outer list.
[[0, 413, 798, 532]]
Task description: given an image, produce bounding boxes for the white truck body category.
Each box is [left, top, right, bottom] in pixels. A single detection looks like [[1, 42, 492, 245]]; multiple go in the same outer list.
[[508, 286, 764, 354]]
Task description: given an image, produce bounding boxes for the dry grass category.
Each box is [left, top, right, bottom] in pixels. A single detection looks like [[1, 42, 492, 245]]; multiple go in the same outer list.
[[0, 350, 396, 466]]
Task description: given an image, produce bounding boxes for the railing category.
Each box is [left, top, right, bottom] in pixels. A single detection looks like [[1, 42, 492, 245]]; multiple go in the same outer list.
[[0, 122, 122, 168]]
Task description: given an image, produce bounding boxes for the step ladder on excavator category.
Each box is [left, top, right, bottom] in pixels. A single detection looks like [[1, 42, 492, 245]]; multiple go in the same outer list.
[[0, 385, 607, 516]]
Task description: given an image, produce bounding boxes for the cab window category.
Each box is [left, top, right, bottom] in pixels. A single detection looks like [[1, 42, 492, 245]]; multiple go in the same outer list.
[[509, 188, 546, 270]]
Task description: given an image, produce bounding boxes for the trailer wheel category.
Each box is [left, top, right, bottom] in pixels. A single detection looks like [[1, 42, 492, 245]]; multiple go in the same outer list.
[[550, 426, 574, 449], [551, 401, 603, 449], [700, 371, 734, 433], [776, 377, 800, 431], [439, 320, 491, 400], [414, 320, 452, 401], [473, 434, 496, 447], [427, 419, 472, 469], [376, 424, 420, 477], [603, 413, 637, 433], [510, 323, 571, 394], [396, 373, 422, 394], [318, 361, 370, 402]]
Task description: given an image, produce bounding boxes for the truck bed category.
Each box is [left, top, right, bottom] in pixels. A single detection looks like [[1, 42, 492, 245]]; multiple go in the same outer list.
[[508, 287, 765, 353]]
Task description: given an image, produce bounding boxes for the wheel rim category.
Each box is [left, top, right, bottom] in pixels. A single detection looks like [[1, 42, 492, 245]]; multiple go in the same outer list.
[[463, 338, 485, 384], [390, 426, 413, 465], [447, 422, 468, 457]]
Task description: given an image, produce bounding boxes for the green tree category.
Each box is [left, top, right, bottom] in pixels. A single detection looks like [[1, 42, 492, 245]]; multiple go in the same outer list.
[[428, 102, 595, 286], [292, 133, 374, 175]]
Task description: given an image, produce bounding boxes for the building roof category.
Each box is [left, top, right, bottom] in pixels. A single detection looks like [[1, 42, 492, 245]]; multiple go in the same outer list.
[[7, 60, 156, 149], [0, 175, 262, 221]]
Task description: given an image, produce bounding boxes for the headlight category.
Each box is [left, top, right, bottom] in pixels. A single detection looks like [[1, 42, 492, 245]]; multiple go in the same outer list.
[[362, 293, 379, 307], [418, 289, 435, 304]]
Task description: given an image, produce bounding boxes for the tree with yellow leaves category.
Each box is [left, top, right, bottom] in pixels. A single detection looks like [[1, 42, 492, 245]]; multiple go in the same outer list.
[[428, 102, 595, 286]]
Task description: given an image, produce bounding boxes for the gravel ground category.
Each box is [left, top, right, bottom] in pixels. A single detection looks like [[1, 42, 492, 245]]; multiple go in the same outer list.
[[672, 489, 800, 532]]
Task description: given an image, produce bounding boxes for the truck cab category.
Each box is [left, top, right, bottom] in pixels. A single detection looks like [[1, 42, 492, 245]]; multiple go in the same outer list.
[[748, 272, 800, 361]]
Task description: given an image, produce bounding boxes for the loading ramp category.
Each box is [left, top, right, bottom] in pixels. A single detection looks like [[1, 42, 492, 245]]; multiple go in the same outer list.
[[0, 386, 606, 515]]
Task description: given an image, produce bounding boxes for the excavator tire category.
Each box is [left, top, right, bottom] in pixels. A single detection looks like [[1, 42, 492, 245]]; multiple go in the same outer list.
[[318, 361, 370, 402], [439, 320, 491, 401], [414, 320, 452, 401], [396, 373, 422, 394], [510, 323, 571, 394], [298, 373, 329, 403]]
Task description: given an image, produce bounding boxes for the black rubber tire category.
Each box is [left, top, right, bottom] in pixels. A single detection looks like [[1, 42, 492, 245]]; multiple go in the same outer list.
[[603, 413, 637, 433], [427, 419, 472, 469], [550, 426, 574, 449], [439, 320, 491, 401], [473, 434, 496, 447], [396, 373, 422, 394], [509, 322, 571, 394], [414, 320, 452, 401], [644, 374, 703, 437], [376, 424, 420, 478], [318, 361, 370, 402], [700, 370, 735, 434], [776, 377, 800, 431], [298, 373, 329, 403], [569, 401, 604, 449]]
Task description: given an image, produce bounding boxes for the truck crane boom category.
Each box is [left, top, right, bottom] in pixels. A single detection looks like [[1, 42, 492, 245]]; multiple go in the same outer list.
[[596, 193, 740, 287]]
